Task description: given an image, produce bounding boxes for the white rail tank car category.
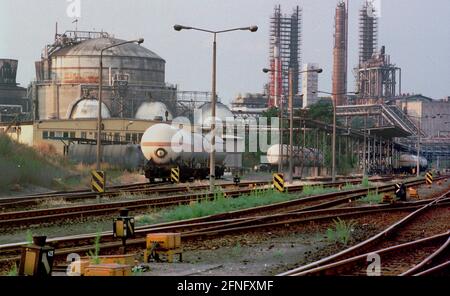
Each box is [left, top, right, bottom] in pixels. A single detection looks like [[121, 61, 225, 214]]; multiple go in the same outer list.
[[394, 154, 428, 173], [266, 144, 324, 167], [140, 123, 226, 182]]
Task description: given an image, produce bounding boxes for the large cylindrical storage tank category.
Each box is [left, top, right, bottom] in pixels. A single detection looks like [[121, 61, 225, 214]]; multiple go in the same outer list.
[[35, 33, 177, 120], [50, 37, 165, 86], [266, 144, 323, 167]]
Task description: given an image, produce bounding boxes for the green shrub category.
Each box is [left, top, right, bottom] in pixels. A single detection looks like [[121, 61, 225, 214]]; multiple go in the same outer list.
[[87, 231, 102, 264], [136, 187, 293, 225], [359, 190, 382, 204], [0, 134, 70, 191], [301, 185, 336, 196], [361, 176, 370, 188], [7, 264, 18, 276], [26, 230, 33, 245], [326, 218, 357, 245]]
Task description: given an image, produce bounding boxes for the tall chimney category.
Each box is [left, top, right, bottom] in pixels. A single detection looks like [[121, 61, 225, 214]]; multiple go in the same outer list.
[[332, 1, 348, 106]]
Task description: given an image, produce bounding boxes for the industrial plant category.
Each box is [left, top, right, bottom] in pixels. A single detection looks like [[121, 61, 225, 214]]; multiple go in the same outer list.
[[0, 0, 449, 283], [0, 1, 448, 177]]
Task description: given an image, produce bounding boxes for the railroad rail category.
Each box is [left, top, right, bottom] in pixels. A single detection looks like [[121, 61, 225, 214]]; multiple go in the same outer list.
[[0, 176, 431, 228], [0, 180, 266, 207], [278, 188, 450, 276], [0, 175, 396, 209], [1, 187, 449, 271]]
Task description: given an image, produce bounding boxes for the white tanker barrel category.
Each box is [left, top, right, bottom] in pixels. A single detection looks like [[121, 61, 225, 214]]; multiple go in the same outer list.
[[202, 132, 227, 164], [266, 144, 323, 167], [140, 123, 226, 165], [141, 123, 180, 164], [398, 154, 428, 168]]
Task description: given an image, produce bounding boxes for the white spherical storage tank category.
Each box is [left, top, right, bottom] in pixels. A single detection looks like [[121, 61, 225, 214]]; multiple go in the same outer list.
[[69, 99, 111, 119], [135, 101, 173, 121]]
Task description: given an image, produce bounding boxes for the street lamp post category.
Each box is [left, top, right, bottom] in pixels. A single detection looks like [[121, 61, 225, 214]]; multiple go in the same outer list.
[[174, 24, 258, 192], [417, 118, 421, 177], [263, 67, 322, 183], [96, 38, 144, 171], [313, 90, 358, 182]]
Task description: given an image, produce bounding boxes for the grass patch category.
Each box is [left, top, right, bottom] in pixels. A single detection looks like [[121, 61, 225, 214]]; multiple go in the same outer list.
[[87, 231, 102, 264], [273, 250, 284, 259], [136, 184, 343, 226], [137, 187, 298, 225], [325, 218, 357, 245], [231, 242, 242, 257], [0, 134, 75, 192], [301, 185, 337, 196], [26, 230, 33, 245], [342, 182, 357, 190], [361, 176, 371, 188], [6, 264, 18, 276], [358, 189, 382, 204]]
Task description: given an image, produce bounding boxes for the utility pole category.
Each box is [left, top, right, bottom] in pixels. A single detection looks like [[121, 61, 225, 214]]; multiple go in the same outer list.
[[417, 119, 420, 177], [288, 68, 294, 183]]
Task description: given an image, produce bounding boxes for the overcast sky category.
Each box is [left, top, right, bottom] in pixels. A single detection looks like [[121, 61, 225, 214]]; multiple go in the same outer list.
[[1, 0, 449, 104]]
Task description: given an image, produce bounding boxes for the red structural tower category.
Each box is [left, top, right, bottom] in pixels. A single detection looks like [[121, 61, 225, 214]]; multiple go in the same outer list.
[[268, 5, 302, 108], [332, 1, 348, 106]]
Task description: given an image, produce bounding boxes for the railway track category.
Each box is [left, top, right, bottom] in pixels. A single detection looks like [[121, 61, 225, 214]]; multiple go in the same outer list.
[[0, 176, 430, 229], [278, 188, 450, 276], [0, 175, 395, 209], [0, 180, 267, 208], [1, 185, 449, 271]]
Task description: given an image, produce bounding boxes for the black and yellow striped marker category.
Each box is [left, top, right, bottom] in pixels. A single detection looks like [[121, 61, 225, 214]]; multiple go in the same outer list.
[[171, 167, 180, 183], [273, 173, 285, 192], [127, 218, 135, 237], [425, 172, 433, 185], [91, 170, 105, 193]]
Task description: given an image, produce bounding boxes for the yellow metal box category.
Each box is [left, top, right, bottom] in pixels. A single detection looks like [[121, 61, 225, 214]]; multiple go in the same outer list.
[[84, 263, 132, 276], [146, 233, 181, 250]]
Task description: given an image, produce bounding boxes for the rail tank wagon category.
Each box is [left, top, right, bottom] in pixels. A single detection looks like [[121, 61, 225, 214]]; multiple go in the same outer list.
[[140, 123, 227, 182], [393, 154, 428, 174], [266, 144, 324, 167], [68, 144, 145, 170]]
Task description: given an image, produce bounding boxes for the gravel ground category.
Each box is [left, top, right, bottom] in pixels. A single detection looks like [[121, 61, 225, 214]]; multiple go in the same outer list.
[[4, 176, 449, 276], [129, 210, 412, 276]]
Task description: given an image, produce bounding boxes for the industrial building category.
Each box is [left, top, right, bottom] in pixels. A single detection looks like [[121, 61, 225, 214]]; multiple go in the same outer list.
[[400, 95, 450, 138], [0, 59, 31, 122], [268, 5, 302, 107], [358, 1, 378, 65], [357, 46, 401, 104], [301, 63, 320, 108], [0, 118, 159, 154], [230, 93, 268, 118], [31, 30, 177, 121]]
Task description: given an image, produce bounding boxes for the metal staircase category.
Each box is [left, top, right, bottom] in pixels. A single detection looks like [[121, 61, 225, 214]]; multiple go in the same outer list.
[[336, 104, 423, 137], [383, 105, 423, 136]]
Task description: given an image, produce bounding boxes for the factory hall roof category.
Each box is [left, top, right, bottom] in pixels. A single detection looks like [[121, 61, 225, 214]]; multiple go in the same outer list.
[[52, 37, 164, 61]]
